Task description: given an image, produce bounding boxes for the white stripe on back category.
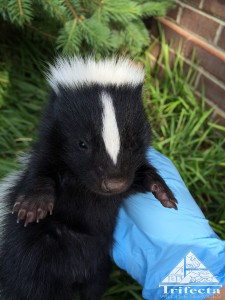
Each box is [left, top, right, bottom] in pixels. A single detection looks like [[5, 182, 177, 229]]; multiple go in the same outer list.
[[101, 92, 120, 165]]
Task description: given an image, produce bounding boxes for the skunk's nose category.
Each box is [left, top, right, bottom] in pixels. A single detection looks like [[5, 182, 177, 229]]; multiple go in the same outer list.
[[101, 179, 128, 193]]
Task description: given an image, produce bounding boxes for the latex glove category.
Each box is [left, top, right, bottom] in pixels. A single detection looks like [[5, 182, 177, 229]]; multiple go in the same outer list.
[[113, 148, 225, 300]]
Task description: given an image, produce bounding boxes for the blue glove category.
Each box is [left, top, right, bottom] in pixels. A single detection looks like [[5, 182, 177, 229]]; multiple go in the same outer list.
[[113, 148, 225, 300]]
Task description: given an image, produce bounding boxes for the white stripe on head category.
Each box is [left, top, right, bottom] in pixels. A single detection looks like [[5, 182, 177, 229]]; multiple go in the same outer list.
[[47, 57, 144, 93], [101, 92, 120, 165]]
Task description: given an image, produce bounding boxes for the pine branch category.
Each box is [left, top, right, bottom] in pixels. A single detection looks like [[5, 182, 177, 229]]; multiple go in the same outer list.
[[17, 0, 23, 17], [80, 16, 112, 52], [7, 0, 33, 25], [1, 0, 175, 57], [57, 19, 82, 54], [26, 24, 56, 40], [140, 0, 174, 17], [38, 0, 66, 22], [103, 0, 141, 24], [124, 21, 150, 55], [64, 0, 80, 19]]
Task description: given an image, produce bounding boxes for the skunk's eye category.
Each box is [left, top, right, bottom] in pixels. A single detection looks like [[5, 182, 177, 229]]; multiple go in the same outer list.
[[79, 141, 88, 150]]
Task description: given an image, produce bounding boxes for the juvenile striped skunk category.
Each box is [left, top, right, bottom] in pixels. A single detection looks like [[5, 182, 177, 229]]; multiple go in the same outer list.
[[0, 57, 177, 300]]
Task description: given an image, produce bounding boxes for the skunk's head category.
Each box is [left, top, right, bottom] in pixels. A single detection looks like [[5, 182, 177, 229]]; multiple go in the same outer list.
[[47, 57, 150, 196]]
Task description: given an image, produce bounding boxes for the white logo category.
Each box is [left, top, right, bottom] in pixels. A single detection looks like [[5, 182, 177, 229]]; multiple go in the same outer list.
[[159, 251, 222, 298]]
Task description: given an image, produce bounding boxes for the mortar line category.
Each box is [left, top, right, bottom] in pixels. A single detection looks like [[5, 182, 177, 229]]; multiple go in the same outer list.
[[175, 0, 225, 26]]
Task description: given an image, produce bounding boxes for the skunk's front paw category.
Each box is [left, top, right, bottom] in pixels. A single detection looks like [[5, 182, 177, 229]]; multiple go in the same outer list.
[[150, 182, 178, 210], [12, 189, 54, 227]]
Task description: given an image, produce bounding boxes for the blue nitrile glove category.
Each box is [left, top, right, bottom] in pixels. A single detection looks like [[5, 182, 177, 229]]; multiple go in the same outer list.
[[113, 148, 225, 300]]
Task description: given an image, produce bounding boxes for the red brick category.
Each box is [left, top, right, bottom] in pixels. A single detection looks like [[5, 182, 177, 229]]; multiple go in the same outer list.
[[203, 0, 225, 20], [183, 40, 225, 83], [183, 60, 199, 86], [166, 5, 179, 22], [214, 115, 225, 127], [158, 22, 186, 49], [198, 75, 225, 111], [150, 39, 161, 59], [218, 26, 225, 51], [149, 38, 178, 70], [183, 0, 201, 8], [156, 21, 225, 83], [180, 8, 220, 43]]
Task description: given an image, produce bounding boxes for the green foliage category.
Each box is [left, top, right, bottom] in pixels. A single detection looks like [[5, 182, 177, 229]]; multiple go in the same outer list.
[[101, 0, 141, 24], [0, 0, 174, 56], [103, 267, 142, 299], [57, 19, 82, 53], [124, 21, 150, 56], [2, 0, 33, 25], [80, 16, 112, 51], [0, 34, 50, 177], [0, 69, 9, 107], [143, 40, 225, 239], [139, 1, 172, 17]]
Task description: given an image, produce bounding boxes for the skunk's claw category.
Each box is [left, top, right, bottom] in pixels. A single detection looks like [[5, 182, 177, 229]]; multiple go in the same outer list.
[[36, 208, 48, 223], [12, 194, 54, 226], [24, 212, 35, 227], [17, 208, 27, 223], [150, 183, 178, 210]]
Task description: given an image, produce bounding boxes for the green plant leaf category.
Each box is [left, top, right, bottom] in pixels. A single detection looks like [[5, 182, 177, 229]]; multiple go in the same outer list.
[[56, 19, 82, 54], [7, 0, 33, 25]]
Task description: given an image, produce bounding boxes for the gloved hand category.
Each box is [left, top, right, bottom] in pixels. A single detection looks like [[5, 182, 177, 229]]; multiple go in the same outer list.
[[113, 148, 225, 300]]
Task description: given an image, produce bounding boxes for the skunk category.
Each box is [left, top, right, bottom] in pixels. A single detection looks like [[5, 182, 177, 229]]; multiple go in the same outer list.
[[0, 57, 177, 300]]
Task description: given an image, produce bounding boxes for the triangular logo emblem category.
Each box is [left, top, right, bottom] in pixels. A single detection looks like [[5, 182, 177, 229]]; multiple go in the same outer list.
[[160, 251, 221, 286]]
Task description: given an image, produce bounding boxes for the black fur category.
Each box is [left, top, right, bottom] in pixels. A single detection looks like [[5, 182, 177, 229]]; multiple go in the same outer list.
[[0, 73, 177, 299]]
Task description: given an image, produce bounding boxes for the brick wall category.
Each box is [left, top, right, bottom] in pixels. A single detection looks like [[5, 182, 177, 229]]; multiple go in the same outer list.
[[149, 0, 225, 125]]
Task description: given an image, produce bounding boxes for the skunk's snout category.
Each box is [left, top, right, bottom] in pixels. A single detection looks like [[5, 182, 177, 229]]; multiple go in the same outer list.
[[101, 178, 128, 194]]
